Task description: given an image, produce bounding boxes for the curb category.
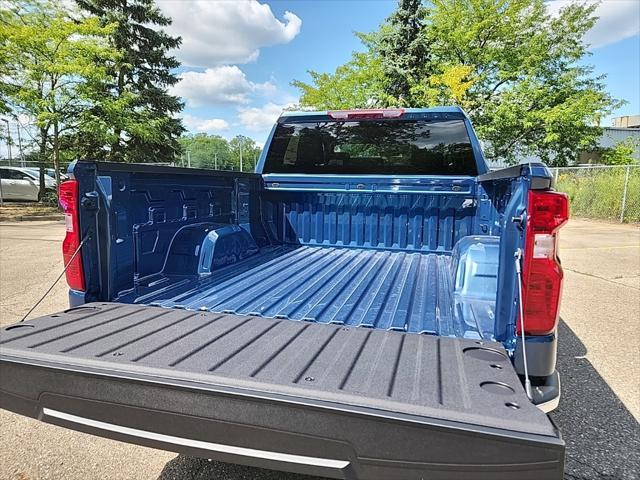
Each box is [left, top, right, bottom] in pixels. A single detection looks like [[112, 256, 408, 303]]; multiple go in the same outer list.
[[0, 215, 64, 222]]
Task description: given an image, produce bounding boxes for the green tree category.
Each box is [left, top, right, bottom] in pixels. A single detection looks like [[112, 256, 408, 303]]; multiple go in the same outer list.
[[0, 0, 117, 193], [74, 0, 184, 163], [292, 50, 387, 110], [0, 7, 12, 116], [178, 133, 231, 169], [600, 137, 639, 166], [177, 134, 262, 172], [229, 135, 261, 172], [294, 0, 620, 166]]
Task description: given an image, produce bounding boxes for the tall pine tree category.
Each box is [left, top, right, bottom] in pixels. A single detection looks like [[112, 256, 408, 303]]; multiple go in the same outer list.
[[75, 0, 184, 163], [371, 0, 431, 106], [292, 0, 430, 109]]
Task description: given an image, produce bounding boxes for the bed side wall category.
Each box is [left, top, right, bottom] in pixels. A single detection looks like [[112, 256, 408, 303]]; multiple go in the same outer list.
[[72, 162, 267, 303]]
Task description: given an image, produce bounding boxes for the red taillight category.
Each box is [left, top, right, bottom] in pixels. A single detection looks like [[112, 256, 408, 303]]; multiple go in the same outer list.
[[59, 180, 85, 291], [328, 108, 405, 120], [518, 190, 569, 335]]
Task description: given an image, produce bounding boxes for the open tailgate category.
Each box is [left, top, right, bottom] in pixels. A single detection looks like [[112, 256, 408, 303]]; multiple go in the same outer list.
[[0, 303, 564, 479]]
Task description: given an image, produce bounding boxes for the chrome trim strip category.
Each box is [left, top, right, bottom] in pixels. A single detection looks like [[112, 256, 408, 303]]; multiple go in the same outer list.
[[42, 408, 350, 470]]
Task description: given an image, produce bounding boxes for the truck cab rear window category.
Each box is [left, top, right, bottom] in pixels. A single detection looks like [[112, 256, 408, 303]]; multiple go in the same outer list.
[[263, 119, 478, 175]]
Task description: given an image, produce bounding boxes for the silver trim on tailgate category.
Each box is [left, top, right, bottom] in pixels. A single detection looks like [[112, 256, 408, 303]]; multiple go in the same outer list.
[[42, 408, 350, 470]]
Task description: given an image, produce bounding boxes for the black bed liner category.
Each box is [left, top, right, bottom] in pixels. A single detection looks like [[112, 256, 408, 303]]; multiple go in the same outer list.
[[0, 303, 564, 479]]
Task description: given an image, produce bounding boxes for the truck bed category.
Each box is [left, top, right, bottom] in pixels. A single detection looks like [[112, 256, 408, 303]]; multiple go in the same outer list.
[[126, 245, 495, 339], [0, 303, 563, 479]]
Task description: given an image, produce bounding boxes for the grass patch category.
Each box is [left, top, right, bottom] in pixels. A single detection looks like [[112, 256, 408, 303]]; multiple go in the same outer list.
[[0, 201, 61, 220], [555, 168, 640, 223]]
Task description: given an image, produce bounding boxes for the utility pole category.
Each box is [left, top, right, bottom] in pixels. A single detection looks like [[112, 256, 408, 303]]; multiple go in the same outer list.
[[187, 150, 191, 168], [1, 119, 12, 165], [16, 122, 24, 167], [239, 139, 243, 172]]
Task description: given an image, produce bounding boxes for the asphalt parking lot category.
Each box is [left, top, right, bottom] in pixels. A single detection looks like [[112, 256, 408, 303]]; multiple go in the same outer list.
[[0, 218, 638, 480]]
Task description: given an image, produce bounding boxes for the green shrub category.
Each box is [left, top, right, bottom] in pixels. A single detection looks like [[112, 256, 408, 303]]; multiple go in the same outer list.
[[40, 190, 59, 207]]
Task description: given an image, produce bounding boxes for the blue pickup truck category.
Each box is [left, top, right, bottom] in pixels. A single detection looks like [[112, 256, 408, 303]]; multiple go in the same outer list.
[[0, 107, 568, 479]]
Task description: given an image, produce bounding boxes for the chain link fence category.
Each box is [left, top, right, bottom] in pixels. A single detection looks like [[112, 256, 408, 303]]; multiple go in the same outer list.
[[551, 165, 640, 223]]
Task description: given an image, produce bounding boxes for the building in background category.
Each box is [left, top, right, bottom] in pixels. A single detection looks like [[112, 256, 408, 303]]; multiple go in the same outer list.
[[612, 115, 640, 129], [578, 116, 640, 164]]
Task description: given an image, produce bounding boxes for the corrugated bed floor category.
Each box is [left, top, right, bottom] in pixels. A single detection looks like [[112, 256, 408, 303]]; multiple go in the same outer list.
[[131, 245, 460, 336]]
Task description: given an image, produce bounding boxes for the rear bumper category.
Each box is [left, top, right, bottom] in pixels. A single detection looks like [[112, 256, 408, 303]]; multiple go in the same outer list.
[[513, 333, 561, 413], [514, 333, 557, 377], [1, 359, 565, 480], [537, 393, 560, 414], [533, 371, 561, 413]]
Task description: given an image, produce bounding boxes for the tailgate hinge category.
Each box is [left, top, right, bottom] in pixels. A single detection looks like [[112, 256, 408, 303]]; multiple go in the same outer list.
[[81, 191, 99, 211]]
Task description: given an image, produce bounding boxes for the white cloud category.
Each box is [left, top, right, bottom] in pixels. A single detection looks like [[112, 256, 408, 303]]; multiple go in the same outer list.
[[182, 114, 229, 133], [197, 118, 230, 131], [547, 0, 640, 48], [238, 102, 291, 131], [160, 0, 302, 67], [171, 66, 276, 107]]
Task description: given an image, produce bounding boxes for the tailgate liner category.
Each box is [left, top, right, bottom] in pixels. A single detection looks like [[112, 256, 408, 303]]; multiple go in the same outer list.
[[0, 303, 564, 479]]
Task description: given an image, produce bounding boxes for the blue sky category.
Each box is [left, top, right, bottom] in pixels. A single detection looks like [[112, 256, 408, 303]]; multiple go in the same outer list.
[[157, 0, 640, 146], [156, 0, 640, 147], [160, 0, 398, 145]]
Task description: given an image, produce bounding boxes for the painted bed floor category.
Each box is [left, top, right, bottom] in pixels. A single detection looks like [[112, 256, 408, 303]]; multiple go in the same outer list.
[[128, 245, 495, 339]]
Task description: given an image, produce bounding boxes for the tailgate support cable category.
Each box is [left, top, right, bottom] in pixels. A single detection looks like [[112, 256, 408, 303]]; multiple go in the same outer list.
[[20, 234, 89, 323], [514, 248, 533, 401]]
